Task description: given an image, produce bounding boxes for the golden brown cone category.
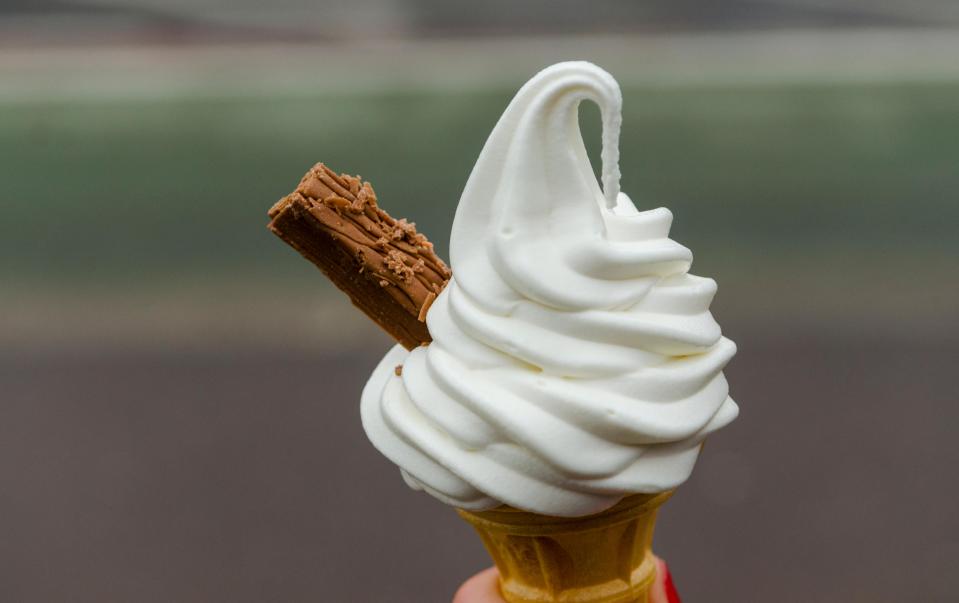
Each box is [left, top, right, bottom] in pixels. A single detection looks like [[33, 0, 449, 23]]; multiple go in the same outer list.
[[457, 491, 673, 603]]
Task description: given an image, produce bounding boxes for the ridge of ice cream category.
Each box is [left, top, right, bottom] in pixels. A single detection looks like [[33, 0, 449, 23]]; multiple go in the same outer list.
[[361, 61, 738, 517]]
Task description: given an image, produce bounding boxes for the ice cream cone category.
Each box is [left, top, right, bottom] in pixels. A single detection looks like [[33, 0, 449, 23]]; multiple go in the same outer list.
[[457, 491, 674, 603], [271, 62, 737, 603]]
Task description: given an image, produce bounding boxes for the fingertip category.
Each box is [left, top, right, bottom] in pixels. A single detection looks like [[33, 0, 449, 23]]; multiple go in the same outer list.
[[452, 566, 502, 603], [454, 561, 675, 603], [652, 555, 681, 603], [653, 554, 667, 577]]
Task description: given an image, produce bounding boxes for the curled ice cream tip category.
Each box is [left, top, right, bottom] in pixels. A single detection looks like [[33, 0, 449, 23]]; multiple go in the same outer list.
[[361, 61, 738, 517]]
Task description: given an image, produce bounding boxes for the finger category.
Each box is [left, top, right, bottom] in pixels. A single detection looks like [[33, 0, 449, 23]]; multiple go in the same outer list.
[[453, 561, 678, 603], [452, 566, 504, 603], [651, 555, 681, 603]]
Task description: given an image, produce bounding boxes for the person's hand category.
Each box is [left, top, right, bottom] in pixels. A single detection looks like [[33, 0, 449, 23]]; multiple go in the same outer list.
[[452, 555, 680, 603]]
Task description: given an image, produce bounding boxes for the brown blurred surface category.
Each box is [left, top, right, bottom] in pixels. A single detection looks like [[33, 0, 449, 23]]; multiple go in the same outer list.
[[1, 325, 956, 602]]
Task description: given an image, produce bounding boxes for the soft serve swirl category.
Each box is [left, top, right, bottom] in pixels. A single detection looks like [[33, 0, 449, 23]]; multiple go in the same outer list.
[[361, 61, 738, 517]]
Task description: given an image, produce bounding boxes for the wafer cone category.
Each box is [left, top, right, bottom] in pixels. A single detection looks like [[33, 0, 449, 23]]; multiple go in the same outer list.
[[457, 491, 673, 603]]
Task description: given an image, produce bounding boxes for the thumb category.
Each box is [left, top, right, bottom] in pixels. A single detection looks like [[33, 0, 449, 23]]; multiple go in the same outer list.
[[452, 566, 504, 603]]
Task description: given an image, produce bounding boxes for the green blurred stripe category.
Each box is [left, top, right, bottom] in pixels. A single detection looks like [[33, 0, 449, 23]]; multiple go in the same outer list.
[[3, 81, 957, 284]]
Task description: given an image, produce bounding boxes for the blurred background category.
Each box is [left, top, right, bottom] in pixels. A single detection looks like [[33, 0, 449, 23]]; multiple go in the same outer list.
[[2, 1, 958, 602]]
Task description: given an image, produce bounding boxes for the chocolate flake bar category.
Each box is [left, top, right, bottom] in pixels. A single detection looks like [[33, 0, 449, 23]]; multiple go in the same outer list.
[[268, 163, 450, 349]]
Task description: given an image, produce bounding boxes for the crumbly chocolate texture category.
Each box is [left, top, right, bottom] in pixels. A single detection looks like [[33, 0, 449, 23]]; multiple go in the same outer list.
[[268, 163, 451, 349]]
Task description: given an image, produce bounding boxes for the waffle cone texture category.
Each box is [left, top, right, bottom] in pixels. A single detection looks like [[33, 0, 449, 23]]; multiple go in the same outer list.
[[457, 491, 673, 603]]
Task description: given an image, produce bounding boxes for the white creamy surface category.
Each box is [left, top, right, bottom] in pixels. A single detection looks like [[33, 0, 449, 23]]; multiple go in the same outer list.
[[361, 61, 738, 517]]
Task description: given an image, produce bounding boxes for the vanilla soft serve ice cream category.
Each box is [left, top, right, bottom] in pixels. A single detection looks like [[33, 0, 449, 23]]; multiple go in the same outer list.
[[361, 61, 738, 517]]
